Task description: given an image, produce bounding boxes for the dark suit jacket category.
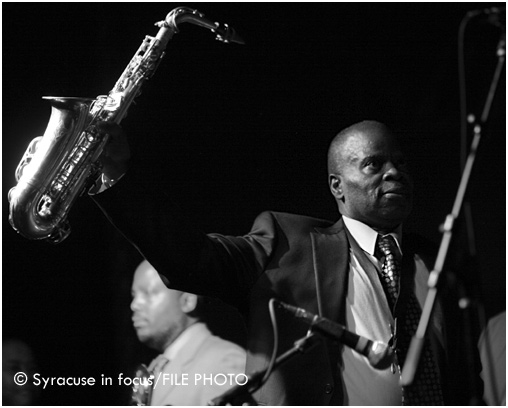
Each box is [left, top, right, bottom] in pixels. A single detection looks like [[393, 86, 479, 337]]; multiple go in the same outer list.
[[92, 174, 445, 405]]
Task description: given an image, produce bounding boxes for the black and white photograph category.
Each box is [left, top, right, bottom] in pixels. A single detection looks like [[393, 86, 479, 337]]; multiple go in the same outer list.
[[3, 2, 505, 406]]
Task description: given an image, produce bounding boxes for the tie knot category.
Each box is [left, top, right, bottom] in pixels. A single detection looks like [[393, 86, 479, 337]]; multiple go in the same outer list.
[[377, 234, 400, 259]]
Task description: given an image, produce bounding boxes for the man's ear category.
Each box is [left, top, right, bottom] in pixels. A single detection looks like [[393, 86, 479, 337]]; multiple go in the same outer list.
[[329, 174, 344, 200], [180, 293, 198, 314]]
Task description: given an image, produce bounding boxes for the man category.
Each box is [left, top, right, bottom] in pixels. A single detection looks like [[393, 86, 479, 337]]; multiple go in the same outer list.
[[130, 259, 246, 406], [2, 339, 40, 406], [91, 120, 449, 405]]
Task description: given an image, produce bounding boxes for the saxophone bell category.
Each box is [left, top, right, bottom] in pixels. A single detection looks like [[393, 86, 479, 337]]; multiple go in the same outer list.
[[8, 97, 96, 243]]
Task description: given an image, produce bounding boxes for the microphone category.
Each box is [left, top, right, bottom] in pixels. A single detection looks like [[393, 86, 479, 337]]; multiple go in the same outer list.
[[275, 300, 393, 370]]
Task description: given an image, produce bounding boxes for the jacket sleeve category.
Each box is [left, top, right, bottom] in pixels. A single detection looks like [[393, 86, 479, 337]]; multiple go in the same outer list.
[[91, 173, 277, 307]]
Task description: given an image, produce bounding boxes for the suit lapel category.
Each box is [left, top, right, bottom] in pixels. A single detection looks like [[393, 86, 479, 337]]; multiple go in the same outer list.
[[151, 323, 211, 405], [309, 217, 349, 402], [310, 218, 349, 325]]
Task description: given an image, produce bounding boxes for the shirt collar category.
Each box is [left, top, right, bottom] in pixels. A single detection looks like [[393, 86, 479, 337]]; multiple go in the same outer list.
[[341, 215, 403, 256]]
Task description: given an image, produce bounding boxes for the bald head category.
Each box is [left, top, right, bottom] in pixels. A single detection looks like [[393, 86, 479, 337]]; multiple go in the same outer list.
[[327, 120, 396, 175], [327, 120, 413, 232]]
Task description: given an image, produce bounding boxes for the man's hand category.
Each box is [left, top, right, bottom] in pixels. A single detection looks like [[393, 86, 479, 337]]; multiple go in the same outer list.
[[96, 121, 131, 184]]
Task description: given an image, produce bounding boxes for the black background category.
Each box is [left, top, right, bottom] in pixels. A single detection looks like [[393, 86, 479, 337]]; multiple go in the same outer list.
[[3, 3, 505, 405]]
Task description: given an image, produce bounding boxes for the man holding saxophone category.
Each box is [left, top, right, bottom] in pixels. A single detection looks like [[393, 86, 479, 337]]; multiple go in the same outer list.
[[6, 6, 489, 405], [89, 120, 455, 405]]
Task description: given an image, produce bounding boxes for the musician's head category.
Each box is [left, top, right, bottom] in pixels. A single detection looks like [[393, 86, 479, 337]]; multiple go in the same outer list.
[[130, 259, 203, 352], [327, 120, 413, 233], [2, 339, 40, 406]]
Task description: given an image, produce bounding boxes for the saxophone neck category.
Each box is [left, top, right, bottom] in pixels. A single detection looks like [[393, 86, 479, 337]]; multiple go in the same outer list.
[[154, 7, 244, 48]]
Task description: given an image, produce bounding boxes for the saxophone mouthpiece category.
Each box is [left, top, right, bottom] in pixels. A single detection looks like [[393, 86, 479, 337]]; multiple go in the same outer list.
[[214, 23, 245, 45]]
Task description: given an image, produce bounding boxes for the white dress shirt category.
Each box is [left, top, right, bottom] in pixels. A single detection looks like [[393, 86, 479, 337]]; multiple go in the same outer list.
[[340, 216, 436, 406]]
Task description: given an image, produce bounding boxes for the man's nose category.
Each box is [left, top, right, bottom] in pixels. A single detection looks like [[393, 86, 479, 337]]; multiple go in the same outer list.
[[130, 295, 142, 312], [382, 162, 402, 180]]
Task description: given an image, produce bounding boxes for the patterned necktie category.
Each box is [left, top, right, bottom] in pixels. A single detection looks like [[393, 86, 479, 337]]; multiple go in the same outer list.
[[376, 234, 401, 311], [377, 235, 444, 405]]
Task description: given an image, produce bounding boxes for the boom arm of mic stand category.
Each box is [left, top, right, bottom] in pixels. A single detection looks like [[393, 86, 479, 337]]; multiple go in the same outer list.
[[401, 42, 505, 388], [208, 333, 322, 406]]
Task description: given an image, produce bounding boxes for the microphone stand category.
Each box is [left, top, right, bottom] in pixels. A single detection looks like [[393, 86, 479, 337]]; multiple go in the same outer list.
[[400, 28, 505, 393], [208, 333, 322, 406]]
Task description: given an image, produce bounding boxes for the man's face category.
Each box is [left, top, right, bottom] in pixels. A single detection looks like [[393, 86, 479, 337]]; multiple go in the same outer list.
[[335, 129, 413, 231], [2, 340, 39, 406], [130, 262, 186, 351]]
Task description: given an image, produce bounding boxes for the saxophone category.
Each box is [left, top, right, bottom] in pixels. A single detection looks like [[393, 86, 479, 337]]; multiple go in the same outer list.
[[8, 7, 243, 244]]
